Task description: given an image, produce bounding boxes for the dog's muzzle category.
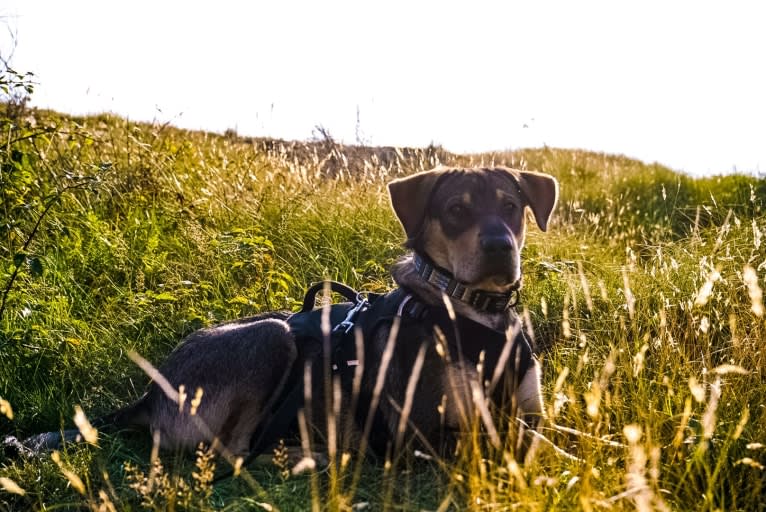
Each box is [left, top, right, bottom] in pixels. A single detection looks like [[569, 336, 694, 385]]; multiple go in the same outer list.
[[480, 233, 513, 256]]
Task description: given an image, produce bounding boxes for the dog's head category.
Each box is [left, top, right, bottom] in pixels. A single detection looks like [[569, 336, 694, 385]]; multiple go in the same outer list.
[[388, 166, 558, 293]]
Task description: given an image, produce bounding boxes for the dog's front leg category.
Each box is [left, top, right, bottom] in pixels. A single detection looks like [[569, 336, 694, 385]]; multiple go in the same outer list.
[[515, 359, 545, 459]]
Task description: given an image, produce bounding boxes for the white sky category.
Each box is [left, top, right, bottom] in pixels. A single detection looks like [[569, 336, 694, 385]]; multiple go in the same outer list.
[[2, 1, 765, 176]]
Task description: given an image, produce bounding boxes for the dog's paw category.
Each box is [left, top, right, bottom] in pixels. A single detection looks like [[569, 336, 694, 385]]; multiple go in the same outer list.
[[2, 435, 36, 459]]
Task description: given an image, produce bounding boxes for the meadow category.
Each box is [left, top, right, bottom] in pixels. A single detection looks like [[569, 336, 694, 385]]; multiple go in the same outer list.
[[1, 103, 765, 511]]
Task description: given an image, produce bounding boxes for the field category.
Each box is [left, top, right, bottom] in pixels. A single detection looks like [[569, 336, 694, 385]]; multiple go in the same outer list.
[[1, 105, 765, 511]]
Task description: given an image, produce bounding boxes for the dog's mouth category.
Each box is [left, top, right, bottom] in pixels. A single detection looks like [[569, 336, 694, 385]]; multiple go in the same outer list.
[[470, 273, 520, 293], [468, 257, 520, 292], [491, 274, 519, 288], [444, 257, 519, 293]]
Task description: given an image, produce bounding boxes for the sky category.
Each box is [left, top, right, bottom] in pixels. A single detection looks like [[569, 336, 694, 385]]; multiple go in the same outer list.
[[2, 1, 765, 176]]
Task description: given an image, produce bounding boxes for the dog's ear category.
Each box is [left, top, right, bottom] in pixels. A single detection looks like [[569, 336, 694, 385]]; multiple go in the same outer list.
[[518, 171, 559, 232], [388, 169, 444, 239]]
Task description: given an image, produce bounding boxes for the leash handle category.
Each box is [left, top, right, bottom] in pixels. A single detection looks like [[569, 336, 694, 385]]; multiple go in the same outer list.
[[299, 280, 362, 312]]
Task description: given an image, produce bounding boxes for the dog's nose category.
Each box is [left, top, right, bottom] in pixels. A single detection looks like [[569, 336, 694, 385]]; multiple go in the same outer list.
[[480, 235, 513, 255]]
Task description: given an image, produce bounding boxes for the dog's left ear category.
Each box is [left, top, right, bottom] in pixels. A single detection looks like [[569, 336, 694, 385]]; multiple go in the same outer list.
[[518, 171, 559, 232], [388, 169, 444, 240]]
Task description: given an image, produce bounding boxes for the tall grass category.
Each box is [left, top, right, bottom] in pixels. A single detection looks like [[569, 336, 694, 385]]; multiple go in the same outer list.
[[1, 106, 765, 510]]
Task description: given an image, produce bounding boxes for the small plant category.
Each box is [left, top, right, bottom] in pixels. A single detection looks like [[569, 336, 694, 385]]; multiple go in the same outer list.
[[272, 439, 290, 481], [124, 444, 216, 511], [0, 20, 35, 121]]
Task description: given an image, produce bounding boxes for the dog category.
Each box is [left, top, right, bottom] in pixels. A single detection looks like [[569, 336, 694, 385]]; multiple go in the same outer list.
[[10, 166, 558, 463]]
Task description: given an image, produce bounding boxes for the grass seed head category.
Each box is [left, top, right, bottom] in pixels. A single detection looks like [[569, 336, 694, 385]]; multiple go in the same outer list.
[[190, 387, 204, 415], [694, 268, 721, 307], [51, 451, 86, 495], [743, 265, 764, 317], [0, 477, 25, 496], [73, 405, 98, 445], [0, 397, 13, 420]]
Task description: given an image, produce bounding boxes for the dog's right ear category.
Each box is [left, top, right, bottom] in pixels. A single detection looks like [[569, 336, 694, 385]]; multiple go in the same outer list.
[[388, 169, 444, 240]]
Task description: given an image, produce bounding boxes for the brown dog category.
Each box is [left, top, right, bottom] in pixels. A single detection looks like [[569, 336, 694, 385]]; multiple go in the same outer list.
[[14, 166, 558, 463]]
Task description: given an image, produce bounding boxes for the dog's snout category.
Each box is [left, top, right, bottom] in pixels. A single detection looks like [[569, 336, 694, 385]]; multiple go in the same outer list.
[[480, 217, 515, 256], [480, 234, 513, 255]]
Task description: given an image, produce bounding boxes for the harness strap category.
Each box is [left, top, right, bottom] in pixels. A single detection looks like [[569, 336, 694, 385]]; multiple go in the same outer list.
[[245, 279, 533, 466], [299, 281, 361, 312], [366, 286, 534, 387], [247, 281, 369, 461]]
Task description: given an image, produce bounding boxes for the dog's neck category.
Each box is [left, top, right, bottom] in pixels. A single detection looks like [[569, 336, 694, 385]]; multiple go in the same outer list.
[[391, 254, 518, 331]]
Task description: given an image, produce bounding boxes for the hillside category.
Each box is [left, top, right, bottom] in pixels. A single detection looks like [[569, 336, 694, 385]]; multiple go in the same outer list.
[[1, 107, 765, 510]]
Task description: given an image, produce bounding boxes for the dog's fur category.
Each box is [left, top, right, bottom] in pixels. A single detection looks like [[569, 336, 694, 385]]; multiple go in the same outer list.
[[13, 166, 558, 461]]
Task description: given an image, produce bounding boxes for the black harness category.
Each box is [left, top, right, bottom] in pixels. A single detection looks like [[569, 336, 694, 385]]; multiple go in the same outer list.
[[247, 281, 365, 457], [247, 277, 534, 460]]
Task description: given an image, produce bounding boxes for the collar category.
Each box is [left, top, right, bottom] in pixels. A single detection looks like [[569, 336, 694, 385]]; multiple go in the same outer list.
[[412, 253, 520, 314]]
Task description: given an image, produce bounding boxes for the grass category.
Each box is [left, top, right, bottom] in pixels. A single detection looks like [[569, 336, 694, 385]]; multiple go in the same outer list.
[[1, 104, 765, 511]]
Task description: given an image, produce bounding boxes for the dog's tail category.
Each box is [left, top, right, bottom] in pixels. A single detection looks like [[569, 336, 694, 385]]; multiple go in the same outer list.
[[3, 396, 152, 458]]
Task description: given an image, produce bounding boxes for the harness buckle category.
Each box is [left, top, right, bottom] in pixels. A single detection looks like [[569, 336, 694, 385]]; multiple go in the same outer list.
[[333, 294, 368, 334]]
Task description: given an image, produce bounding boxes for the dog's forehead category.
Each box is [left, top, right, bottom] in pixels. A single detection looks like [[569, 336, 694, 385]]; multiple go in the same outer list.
[[432, 168, 521, 204]]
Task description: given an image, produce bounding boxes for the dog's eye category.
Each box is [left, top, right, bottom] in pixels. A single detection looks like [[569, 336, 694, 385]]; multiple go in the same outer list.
[[502, 202, 516, 215], [447, 203, 468, 217]]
